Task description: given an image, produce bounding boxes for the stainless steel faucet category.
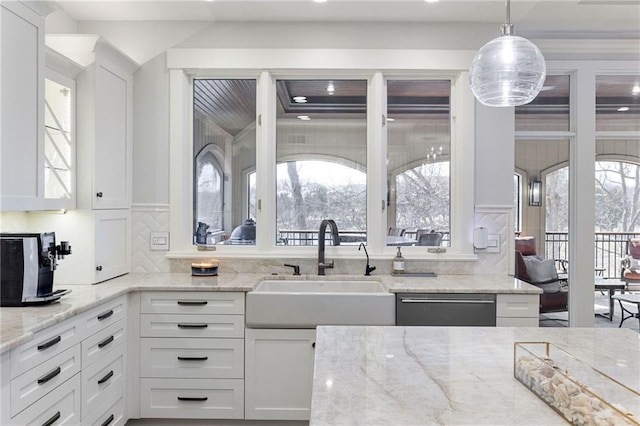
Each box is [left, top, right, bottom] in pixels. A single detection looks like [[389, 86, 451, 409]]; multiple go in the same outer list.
[[318, 219, 340, 275]]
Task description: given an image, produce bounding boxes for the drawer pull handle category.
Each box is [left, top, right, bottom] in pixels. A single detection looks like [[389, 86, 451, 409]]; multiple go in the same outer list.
[[37, 335, 61, 351], [38, 366, 62, 385], [177, 300, 208, 306], [98, 370, 114, 385], [177, 356, 209, 361], [97, 310, 114, 321], [42, 411, 61, 426], [177, 396, 208, 402], [100, 414, 115, 426], [177, 323, 208, 329], [98, 335, 114, 348]]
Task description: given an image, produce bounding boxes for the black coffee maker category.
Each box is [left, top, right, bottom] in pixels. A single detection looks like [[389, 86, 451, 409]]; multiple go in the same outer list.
[[0, 232, 72, 306]]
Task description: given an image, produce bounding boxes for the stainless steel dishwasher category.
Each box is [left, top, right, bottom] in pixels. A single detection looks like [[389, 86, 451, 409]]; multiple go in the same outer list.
[[396, 293, 496, 326]]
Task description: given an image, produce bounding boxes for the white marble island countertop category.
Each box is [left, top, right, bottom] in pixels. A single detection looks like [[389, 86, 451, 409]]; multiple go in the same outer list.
[[311, 326, 640, 425]]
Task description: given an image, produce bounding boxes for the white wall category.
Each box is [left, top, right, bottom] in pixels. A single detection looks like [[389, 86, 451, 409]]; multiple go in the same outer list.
[[475, 104, 515, 207], [132, 53, 170, 205]]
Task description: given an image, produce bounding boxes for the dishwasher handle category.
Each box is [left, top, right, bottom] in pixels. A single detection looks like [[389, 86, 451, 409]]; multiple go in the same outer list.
[[400, 298, 495, 304]]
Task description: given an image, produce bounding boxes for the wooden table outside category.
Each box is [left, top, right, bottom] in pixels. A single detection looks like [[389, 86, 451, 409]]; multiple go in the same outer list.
[[594, 277, 627, 321]]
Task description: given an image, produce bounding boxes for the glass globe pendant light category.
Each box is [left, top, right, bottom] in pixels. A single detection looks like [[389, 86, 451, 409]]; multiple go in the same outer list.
[[469, 0, 546, 107]]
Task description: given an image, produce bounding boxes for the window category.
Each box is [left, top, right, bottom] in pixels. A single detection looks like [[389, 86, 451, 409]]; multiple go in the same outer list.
[[595, 161, 640, 233], [275, 79, 367, 245], [172, 57, 474, 257], [513, 173, 521, 233], [387, 80, 451, 246], [596, 75, 640, 132], [193, 78, 257, 245], [515, 75, 570, 132], [195, 146, 224, 241]]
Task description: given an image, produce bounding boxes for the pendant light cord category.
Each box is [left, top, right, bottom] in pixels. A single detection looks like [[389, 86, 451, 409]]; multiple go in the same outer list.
[[505, 0, 511, 25], [501, 0, 514, 36]]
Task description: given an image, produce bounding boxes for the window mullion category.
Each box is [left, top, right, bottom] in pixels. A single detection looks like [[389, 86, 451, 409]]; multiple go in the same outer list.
[[367, 72, 386, 254]]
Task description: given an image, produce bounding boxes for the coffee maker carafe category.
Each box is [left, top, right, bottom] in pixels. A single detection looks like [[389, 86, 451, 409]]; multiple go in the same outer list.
[[0, 232, 72, 306]]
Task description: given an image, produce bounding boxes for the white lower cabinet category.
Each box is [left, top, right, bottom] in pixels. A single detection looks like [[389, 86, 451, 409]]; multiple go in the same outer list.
[[244, 328, 317, 421], [82, 397, 125, 426], [9, 373, 81, 426], [139, 291, 245, 419], [140, 378, 244, 419], [496, 294, 540, 327], [81, 345, 125, 418]]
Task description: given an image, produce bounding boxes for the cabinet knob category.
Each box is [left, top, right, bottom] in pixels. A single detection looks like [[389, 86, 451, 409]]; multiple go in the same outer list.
[[96, 265, 103, 271], [96, 192, 103, 198], [312, 342, 316, 348]]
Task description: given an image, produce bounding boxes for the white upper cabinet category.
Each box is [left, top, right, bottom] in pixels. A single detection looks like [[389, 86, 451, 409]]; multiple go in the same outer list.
[[77, 40, 136, 210], [1, 2, 44, 211]]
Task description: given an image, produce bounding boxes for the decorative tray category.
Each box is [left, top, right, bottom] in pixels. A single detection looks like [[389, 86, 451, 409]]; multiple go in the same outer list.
[[514, 341, 640, 425]]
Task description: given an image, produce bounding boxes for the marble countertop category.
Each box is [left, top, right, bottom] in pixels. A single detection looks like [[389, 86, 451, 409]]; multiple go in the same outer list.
[[310, 326, 640, 425], [0, 272, 540, 353]]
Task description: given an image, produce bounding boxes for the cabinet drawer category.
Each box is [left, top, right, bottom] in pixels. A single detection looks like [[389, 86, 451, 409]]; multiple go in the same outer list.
[[83, 296, 127, 338], [141, 292, 244, 315], [9, 373, 80, 426], [82, 346, 124, 419], [11, 344, 81, 417], [83, 397, 125, 426], [82, 319, 126, 368], [496, 294, 539, 318], [11, 317, 82, 378], [140, 378, 244, 419], [140, 337, 244, 379], [496, 316, 539, 327], [140, 314, 244, 338]]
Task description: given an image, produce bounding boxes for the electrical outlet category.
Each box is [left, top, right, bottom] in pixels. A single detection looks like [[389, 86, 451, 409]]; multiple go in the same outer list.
[[150, 232, 169, 251]]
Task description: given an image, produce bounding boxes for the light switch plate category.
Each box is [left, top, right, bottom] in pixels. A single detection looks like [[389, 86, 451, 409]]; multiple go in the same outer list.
[[150, 231, 169, 251], [486, 234, 500, 253]]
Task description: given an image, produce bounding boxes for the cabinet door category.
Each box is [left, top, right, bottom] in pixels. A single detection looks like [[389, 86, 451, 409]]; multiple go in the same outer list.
[[95, 209, 131, 282], [0, 3, 44, 211], [245, 328, 316, 421], [93, 63, 131, 209]]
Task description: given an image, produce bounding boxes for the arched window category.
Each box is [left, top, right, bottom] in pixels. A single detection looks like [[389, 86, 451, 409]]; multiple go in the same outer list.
[[195, 146, 224, 241], [274, 160, 366, 245], [595, 160, 640, 233]]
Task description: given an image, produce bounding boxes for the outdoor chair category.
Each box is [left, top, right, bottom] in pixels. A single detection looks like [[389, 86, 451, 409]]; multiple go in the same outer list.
[[388, 227, 405, 237], [515, 236, 568, 313], [418, 232, 443, 246], [621, 238, 640, 291]]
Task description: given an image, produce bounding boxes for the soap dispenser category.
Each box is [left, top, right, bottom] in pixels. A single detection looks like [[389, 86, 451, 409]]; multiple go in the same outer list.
[[393, 247, 405, 274]]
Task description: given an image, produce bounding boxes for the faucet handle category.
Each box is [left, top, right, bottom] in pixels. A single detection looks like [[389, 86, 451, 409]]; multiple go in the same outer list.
[[284, 264, 301, 276]]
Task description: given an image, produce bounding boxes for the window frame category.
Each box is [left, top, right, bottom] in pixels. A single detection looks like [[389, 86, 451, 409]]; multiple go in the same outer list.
[[167, 49, 477, 260]]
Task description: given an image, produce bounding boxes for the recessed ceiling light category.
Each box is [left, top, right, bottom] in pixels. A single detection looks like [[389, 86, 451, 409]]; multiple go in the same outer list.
[[293, 96, 307, 103], [425, 0, 439, 3], [313, 0, 327, 3], [298, 115, 311, 120], [327, 83, 335, 94], [617, 107, 630, 112], [632, 85, 640, 95]]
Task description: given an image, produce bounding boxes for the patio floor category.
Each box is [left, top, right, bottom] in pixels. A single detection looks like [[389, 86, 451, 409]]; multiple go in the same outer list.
[[540, 291, 640, 331]]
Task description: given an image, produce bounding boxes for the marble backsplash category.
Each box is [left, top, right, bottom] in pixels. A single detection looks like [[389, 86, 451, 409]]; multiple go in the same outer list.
[[135, 205, 512, 276], [1, 205, 511, 276]]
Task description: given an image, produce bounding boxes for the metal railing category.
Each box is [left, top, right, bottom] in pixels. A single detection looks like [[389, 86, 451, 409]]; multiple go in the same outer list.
[[278, 229, 367, 246], [545, 232, 640, 279], [278, 229, 450, 246]]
